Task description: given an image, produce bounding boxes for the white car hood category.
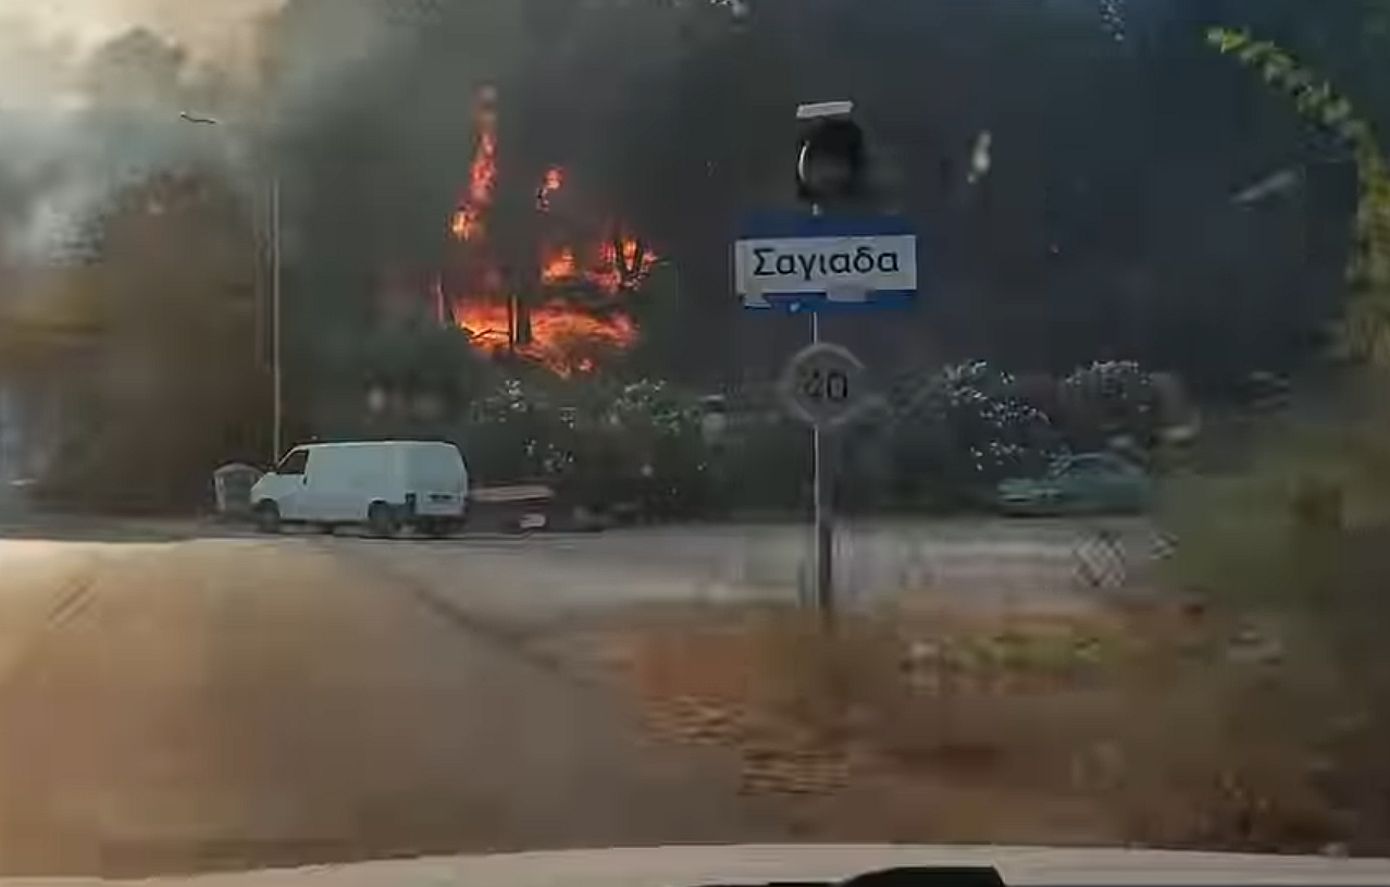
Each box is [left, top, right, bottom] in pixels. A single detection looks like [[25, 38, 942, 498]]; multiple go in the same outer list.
[[12, 844, 1390, 887]]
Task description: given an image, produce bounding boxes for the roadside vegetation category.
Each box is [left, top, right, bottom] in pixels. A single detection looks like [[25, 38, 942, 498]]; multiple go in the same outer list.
[[1146, 28, 1390, 852], [539, 599, 1352, 852]]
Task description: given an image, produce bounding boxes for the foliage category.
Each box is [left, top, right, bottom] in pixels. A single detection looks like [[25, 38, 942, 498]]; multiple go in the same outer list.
[[362, 325, 488, 405], [576, 379, 712, 519], [1188, 28, 1390, 627], [459, 376, 571, 484], [1163, 31, 1390, 845], [711, 416, 811, 515], [870, 361, 1064, 507], [457, 375, 713, 519], [28, 173, 267, 512], [602, 379, 701, 437], [1059, 360, 1162, 452], [459, 359, 1175, 519], [1160, 378, 1390, 850], [1208, 27, 1390, 365], [839, 359, 1180, 511], [326, 323, 495, 439]]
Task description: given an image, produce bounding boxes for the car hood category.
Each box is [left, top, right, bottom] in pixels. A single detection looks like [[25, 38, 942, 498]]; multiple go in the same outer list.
[[15, 844, 1390, 887]]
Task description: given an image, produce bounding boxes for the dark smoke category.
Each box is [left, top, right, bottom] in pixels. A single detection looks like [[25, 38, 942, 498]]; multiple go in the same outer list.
[[259, 0, 1368, 394], [3, 0, 1380, 387], [0, 27, 234, 271]]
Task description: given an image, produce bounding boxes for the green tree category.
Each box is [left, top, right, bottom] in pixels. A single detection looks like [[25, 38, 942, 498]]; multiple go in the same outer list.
[[864, 361, 1063, 509], [1058, 360, 1162, 452]]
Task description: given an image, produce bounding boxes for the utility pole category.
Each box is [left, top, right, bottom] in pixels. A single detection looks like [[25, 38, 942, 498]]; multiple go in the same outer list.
[[270, 176, 283, 463], [180, 112, 284, 464]]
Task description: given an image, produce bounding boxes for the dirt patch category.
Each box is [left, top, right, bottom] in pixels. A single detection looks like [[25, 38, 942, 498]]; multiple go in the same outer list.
[[531, 597, 1356, 853]]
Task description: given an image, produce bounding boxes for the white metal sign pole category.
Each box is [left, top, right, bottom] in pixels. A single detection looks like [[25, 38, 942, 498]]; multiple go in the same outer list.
[[810, 206, 834, 622], [735, 98, 912, 624]]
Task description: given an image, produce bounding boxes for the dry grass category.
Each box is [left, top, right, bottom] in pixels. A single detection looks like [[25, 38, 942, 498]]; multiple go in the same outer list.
[[536, 597, 1359, 853]]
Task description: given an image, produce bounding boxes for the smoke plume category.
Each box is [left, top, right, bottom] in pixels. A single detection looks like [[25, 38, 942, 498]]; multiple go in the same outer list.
[[0, 0, 287, 269]]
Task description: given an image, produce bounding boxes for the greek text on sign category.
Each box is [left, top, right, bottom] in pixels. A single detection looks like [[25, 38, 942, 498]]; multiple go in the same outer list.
[[736, 214, 918, 312]]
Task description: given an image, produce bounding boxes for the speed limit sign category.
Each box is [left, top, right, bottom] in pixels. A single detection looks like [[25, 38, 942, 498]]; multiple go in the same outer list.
[[779, 342, 870, 428]]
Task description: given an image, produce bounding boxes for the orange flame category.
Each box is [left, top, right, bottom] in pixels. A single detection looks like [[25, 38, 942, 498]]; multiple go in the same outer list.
[[541, 247, 577, 284], [450, 207, 484, 242], [537, 165, 564, 212], [451, 298, 637, 377], [536, 237, 658, 294], [589, 236, 658, 295], [451, 97, 498, 242], [471, 127, 498, 204], [441, 90, 653, 376], [452, 301, 512, 345]]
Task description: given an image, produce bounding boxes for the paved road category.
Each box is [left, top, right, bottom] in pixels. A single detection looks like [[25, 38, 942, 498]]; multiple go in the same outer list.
[[0, 518, 1155, 876], [337, 518, 1158, 627], [0, 534, 784, 877]]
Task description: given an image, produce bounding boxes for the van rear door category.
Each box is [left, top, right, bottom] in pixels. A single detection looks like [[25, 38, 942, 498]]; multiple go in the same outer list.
[[407, 444, 466, 517]]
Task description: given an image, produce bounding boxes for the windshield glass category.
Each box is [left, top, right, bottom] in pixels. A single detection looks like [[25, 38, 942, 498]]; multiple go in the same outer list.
[[1, 0, 1388, 878]]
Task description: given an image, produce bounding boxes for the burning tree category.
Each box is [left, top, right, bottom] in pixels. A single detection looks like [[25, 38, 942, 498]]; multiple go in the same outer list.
[[440, 86, 658, 377]]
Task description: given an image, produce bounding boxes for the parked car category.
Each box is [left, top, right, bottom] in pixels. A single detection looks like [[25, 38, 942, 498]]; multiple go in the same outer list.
[[995, 452, 1151, 516], [251, 441, 469, 537]]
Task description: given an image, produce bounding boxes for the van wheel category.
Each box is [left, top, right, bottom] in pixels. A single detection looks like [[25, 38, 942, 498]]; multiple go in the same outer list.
[[254, 501, 281, 534], [367, 502, 399, 539]]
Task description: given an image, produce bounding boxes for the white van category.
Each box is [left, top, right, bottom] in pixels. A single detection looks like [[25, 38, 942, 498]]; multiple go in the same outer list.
[[250, 441, 469, 537]]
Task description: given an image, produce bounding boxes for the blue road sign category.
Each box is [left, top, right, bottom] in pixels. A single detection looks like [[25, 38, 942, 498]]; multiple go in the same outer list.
[[735, 214, 919, 313]]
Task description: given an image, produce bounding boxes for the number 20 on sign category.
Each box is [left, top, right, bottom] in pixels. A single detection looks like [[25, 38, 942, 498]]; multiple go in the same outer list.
[[780, 343, 869, 429], [800, 365, 851, 404]]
